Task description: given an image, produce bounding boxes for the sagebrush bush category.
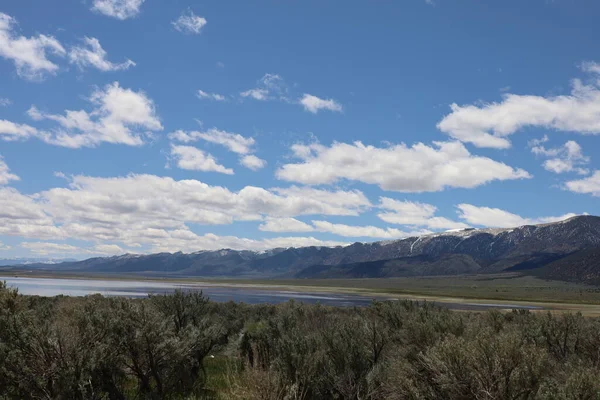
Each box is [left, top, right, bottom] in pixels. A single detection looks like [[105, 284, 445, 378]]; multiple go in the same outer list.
[[1, 283, 600, 399]]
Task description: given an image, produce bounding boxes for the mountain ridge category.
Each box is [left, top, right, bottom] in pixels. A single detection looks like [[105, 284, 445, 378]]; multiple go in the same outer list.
[[3, 215, 600, 283]]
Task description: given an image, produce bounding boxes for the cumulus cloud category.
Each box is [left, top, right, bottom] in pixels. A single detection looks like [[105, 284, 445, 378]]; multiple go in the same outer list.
[[300, 94, 342, 113], [21, 242, 81, 255], [0, 187, 63, 240], [197, 90, 226, 101], [169, 128, 255, 154], [0, 156, 19, 185], [437, 76, 600, 148], [581, 61, 600, 75], [169, 127, 266, 171], [172, 9, 207, 34], [27, 82, 162, 148], [377, 198, 469, 230], [170, 144, 234, 175], [3, 170, 583, 252], [0, 119, 39, 141], [276, 140, 531, 192], [91, 0, 144, 20], [270, 186, 371, 216], [259, 217, 314, 233], [529, 136, 590, 174], [0, 98, 11, 106], [564, 171, 600, 197], [20, 241, 126, 256], [0, 12, 66, 80], [258, 217, 431, 239], [240, 155, 267, 171], [311, 220, 409, 239], [0, 174, 370, 253], [69, 37, 135, 72], [259, 216, 419, 239], [456, 204, 579, 228]]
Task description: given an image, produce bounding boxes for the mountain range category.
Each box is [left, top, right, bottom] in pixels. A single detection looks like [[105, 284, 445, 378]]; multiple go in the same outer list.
[[4, 215, 600, 284]]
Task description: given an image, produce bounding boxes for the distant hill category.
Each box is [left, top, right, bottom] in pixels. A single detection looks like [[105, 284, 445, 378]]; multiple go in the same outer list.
[[5, 215, 600, 284]]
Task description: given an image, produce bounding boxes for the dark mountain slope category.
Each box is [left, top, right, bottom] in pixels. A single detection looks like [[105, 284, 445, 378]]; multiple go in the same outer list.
[[6, 215, 600, 282], [535, 248, 600, 284], [295, 254, 482, 279]]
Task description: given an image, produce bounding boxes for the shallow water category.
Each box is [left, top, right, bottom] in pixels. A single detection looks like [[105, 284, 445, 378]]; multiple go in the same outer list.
[[0, 276, 544, 310], [0, 276, 376, 307]]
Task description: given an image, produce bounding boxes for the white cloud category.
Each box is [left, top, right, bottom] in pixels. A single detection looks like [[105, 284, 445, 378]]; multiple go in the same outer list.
[[0, 12, 66, 80], [21, 242, 81, 255], [270, 186, 371, 217], [20, 242, 126, 256], [437, 77, 600, 148], [92, 0, 144, 20], [528, 134, 549, 147], [22, 234, 346, 255], [169, 128, 264, 170], [240, 155, 267, 171], [0, 156, 19, 185], [240, 75, 342, 115], [240, 73, 286, 101], [300, 94, 342, 113], [0, 175, 366, 253], [0, 187, 63, 240], [169, 128, 255, 154], [564, 171, 600, 197], [0, 119, 39, 141], [240, 88, 269, 101], [69, 37, 135, 72], [27, 82, 162, 148], [530, 138, 589, 175], [259, 216, 423, 239], [92, 244, 125, 255], [170, 144, 234, 175], [42, 174, 368, 230], [581, 61, 600, 75], [259, 217, 314, 233], [261, 73, 285, 90], [172, 10, 207, 34], [0, 241, 11, 251], [0, 98, 11, 106], [276, 140, 530, 192], [377, 197, 468, 230], [311, 220, 409, 239], [197, 90, 226, 101], [456, 204, 579, 228], [148, 234, 346, 253]]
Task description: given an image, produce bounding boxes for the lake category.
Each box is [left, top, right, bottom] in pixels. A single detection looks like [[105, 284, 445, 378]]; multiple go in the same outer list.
[[0, 276, 379, 307], [0, 276, 544, 310]]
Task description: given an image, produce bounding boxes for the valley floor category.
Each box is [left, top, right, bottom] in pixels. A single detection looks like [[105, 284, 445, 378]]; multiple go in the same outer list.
[[4, 270, 600, 315]]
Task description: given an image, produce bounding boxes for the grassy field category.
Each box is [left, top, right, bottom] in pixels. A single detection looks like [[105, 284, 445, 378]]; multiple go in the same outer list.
[[252, 274, 600, 304], [188, 273, 600, 315]]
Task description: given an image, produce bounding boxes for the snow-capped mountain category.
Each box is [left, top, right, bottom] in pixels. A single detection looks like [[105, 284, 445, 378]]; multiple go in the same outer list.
[[4, 216, 600, 283]]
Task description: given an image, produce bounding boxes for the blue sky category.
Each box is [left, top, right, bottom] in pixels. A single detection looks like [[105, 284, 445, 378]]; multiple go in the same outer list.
[[1, 0, 600, 258]]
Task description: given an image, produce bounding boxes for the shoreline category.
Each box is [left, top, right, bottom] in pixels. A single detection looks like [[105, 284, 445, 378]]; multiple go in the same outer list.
[[3, 271, 600, 315]]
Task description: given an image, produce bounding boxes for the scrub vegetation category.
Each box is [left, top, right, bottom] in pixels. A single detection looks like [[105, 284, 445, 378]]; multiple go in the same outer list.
[[2, 282, 600, 399]]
